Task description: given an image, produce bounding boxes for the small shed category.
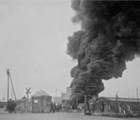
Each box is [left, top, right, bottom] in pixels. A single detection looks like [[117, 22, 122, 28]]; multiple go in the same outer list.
[[31, 90, 52, 113]]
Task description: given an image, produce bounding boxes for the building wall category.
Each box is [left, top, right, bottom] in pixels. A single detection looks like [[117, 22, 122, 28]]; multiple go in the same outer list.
[[32, 96, 52, 113], [95, 100, 140, 114], [0, 101, 6, 108]]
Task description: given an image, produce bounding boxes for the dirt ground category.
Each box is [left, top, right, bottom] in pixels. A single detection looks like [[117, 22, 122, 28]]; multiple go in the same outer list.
[[0, 112, 139, 120]]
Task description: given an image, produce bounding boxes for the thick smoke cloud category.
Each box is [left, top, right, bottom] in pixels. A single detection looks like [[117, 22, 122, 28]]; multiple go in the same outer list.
[[67, 0, 140, 98]]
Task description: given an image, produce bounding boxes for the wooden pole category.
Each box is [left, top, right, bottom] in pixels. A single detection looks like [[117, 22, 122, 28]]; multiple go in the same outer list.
[[116, 92, 119, 117], [9, 74, 16, 101], [55, 89, 57, 104], [84, 94, 91, 115], [84, 94, 87, 115], [136, 88, 138, 99], [7, 69, 10, 102]]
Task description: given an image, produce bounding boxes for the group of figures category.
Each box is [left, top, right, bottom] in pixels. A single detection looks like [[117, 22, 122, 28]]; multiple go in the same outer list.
[[50, 103, 62, 113], [100, 102, 134, 116], [6, 99, 17, 113]]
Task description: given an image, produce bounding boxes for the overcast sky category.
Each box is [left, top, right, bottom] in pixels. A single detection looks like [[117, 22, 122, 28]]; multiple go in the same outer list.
[[0, 0, 140, 100]]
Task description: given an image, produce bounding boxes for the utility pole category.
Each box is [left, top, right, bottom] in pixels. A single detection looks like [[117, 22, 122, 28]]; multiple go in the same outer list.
[[116, 92, 119, 117], [136, 88, 138, 99], [55, 89, 57, 104], [7, 69, 10, 102], [6, 69, 17, 112], [9, 72, 16, 101]]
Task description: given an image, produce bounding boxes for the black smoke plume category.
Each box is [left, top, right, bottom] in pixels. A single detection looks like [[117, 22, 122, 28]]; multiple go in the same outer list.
[[67, 0, 140, 99]]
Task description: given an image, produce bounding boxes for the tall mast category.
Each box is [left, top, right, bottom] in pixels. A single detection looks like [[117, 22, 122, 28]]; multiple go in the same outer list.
[[7, 69, 16, 101], [7, 69, 10, 102], [136, 88, 138, 99], [9, 73, 16, 101]]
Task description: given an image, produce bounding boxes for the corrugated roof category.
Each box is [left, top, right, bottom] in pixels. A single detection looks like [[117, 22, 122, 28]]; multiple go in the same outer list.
[[100, 97, 140, 103], [32, 90, 50, 97]]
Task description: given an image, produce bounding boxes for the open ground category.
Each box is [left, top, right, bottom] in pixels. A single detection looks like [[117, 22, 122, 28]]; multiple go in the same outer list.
[[0, 112, 139, 120]]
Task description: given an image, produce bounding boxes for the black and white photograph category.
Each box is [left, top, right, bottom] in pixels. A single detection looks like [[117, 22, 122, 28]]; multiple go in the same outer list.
[[0, 0, 140, 120]]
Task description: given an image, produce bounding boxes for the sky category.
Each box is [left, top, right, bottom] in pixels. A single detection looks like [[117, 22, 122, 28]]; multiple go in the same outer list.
[[0, 0, 140, 100]]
